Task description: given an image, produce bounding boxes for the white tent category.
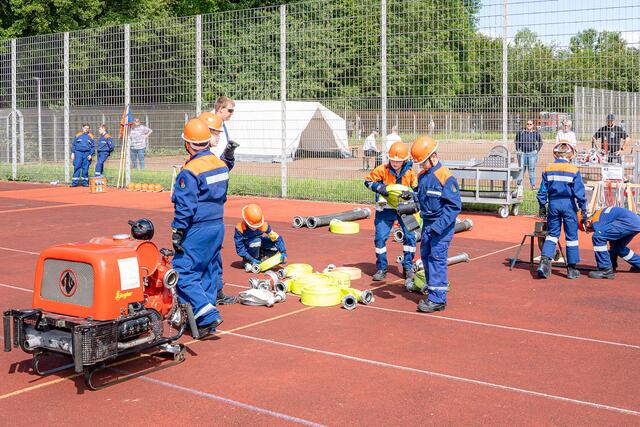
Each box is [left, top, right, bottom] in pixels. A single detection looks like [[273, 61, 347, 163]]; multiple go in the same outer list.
[[221, 101, 350, 162]]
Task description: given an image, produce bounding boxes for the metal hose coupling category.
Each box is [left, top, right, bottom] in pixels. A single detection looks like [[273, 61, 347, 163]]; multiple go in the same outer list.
[[392, 227, 404, 242], [274, 291, 287, 304], [250, 263, 262, 274], [292, 216, 306, 228], [274, 280, 290, 293], [341, 294, 357, 310], [248, 277, 260, 289]]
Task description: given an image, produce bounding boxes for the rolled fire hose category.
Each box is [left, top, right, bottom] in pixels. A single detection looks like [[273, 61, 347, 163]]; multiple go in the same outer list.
[[285, 263, 313, 278], [292, 216, 307, 228], [385, 184, 411, 209], [256, 252, 283, 273], [329, 219, 360, 234], [323, 270, 351, 288], [330, 266, 362, 280], [300, 284, 342, 307], [392, 218, 474, 242], [239, 289, 286, 307], [305, 208, 371, 229], [289, 273, 336, 295]]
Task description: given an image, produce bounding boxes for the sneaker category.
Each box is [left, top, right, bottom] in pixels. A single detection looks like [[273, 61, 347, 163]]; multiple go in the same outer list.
[[537, 257, 551, 279], [567, 266, 580, 279], [588, 268, 615, 280], [417, 299, 446, 313], [372, 269, 387, 281], [216, 290, 237, 305]]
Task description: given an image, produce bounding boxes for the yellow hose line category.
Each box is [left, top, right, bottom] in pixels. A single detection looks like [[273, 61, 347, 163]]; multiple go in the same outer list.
[[329, 220, 360, 234], [285, 263, 313, 278], [259, 253, 283, 272]]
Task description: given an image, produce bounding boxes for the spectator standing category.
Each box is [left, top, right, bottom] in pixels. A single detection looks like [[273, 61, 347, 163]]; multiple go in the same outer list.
[[555, 120, 577, 148], [71, 123, 94, 187], [515, 120, 543, 189], [592, 114, 629, 164], [362, 128, 380, 170], [385, 125, 400, 153], [129, 118, 152, 170]]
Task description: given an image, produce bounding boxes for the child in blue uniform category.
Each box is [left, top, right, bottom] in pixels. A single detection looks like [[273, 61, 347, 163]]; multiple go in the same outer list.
[[579, 207, 640, 279], [536, 142, 587, 279], [71, 124, 94, 187], [171, 118, 227, 337], [95, 125, 114, 177], [234, 203, 287, 270], [409, 135, 461, 313]]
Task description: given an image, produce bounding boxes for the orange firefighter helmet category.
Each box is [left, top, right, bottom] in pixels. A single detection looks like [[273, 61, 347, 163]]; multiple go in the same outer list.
[[388, 141, 409, 162], [197, 112, 224, 132], [242, 204, 264, 229], [410, 135, 439, 164], [182, 118, 211, 151]]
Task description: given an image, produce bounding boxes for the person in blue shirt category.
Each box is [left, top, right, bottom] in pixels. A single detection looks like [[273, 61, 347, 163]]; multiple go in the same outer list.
[[578, 207, 640, 279], [408, 135, 461, 313], [536, 142, 587, 279], [71, 123, 94, 187], [171, 118, 227, 338], [234, 203, 287, 270], [94, 124, 114, 177], [515, 120, 543, 189]]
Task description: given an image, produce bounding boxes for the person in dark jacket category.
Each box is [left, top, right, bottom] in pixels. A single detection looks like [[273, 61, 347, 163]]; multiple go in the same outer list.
[[515, 120, 543, 189]]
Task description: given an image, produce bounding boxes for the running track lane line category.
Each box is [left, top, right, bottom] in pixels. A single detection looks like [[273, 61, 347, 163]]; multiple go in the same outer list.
[[0, 306, 313, 401], [226, 332, 640, 417], [3, 281, 638, 350], [0, 247, 39, 256], [110, 368, 325, 427], [0, 204, 81, 214]]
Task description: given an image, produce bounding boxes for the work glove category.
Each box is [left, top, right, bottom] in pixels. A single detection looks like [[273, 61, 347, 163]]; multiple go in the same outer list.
[[223, 140, 240, 161], [375, 183, 388, 197], [580, 210, 588, 229], [538, 205, 547, 219], [171, 228, 184, 253], [245, 257, 260, 266]]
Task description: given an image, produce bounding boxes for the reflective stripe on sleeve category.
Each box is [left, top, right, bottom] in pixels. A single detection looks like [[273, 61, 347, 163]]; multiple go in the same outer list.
[[206, 172, 229, 185]]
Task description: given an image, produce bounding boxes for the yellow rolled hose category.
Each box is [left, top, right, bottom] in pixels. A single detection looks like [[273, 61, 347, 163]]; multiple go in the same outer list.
[[258, 252, 283, 272], [330, 266, 362, 280], [300, 283, 342, 307], [289, 273, 336, 295], [385, 184, 411, 208], [323, 270, 351, 288], [284, 263, 313, 278], [329, 219, 359, 234]]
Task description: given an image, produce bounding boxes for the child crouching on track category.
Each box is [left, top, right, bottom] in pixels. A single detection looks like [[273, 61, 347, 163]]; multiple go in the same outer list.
[[234, 203, 287, 271]]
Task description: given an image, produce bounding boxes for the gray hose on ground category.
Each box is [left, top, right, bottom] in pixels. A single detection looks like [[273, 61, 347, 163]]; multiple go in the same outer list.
[[393, 218, 472, 242], [292, 216, 307, 228], [454, 218, 474, 233], [448, 252, 470, 265], [305, 208, 371, 229]]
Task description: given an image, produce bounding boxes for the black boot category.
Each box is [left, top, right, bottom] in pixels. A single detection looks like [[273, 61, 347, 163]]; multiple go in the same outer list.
[[216, 289, 237, 305], [537, 256, 552, 279], [192, 317, 224, 339], [567, 265, 580, 279], [630, 265, 640, 273], [372, 269, 387, 281], [610, 255, 618, 272], [588, 268, 615, 279], [417, 299, 446, 313]]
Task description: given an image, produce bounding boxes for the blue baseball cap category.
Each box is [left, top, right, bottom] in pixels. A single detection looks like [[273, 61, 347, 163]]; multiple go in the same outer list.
[[606, 114, 615, 121]]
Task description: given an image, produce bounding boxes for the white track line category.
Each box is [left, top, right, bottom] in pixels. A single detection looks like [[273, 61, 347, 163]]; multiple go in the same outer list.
[[225, 282, 639, 350], [111, 369, 324, 427], [469, 243, 521, 260], [226, 332, 640, 417], [361, 305, 640, 350], [0, 246, 39, 255], [0, 283, 33, 293]]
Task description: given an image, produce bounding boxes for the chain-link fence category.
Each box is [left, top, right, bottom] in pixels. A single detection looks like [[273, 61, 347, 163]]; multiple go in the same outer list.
[[0, 0, 639, 214]]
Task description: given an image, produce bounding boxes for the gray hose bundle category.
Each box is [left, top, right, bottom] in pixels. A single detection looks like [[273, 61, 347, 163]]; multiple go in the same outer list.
[[305, 208, 371, 229], [392, 218, 473, 242]]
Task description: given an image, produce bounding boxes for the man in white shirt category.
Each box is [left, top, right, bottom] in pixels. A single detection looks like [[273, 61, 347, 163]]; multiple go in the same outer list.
[[211, 96, 236, 158], [129, 118, 152, 170], [363, 128, 380, 170], [385, 125, 401, 153], [555, 120, 577, 148]]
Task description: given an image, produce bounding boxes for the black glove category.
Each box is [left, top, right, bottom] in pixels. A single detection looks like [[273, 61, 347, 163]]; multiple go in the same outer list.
[[580, 211, 588, 228], [400, 190, 413, 200], [171, 228, 184, 253], [376, 183, 388, 197], [223, 140, 239, 161], [538, 205, 547, 218]]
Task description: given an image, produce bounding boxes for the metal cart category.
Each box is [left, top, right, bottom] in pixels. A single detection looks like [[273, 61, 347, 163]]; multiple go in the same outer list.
[[444, 146, 523, 218]]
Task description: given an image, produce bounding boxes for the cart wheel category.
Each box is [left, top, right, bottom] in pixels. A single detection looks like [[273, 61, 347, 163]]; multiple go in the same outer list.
[[498, 205, 509, 218], [511, 204, 520, 216]]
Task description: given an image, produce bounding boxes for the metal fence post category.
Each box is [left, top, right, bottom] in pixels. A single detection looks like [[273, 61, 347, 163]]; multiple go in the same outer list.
[[501, 0, 508, 146], [64, 33, 70, 183], [380, 0, 387, 160], [124, 24, 131, 186], [280, 4, 287, 198], [195, 15, 202, 115], [11, 39, 17, 180]]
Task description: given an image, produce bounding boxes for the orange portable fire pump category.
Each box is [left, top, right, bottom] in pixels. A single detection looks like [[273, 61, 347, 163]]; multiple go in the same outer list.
[[3, 219, 195, 389]]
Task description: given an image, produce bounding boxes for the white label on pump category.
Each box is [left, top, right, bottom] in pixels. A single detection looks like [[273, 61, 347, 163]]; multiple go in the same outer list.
[[601, 166, 623, 181], [118, 257, 141, 290]]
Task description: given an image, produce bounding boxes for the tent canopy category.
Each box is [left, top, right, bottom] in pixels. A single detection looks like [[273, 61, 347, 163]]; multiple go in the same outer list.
[[226, 101, 350, 162]]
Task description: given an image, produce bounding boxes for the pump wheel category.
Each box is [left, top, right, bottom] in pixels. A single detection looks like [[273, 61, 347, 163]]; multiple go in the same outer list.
[[498, 205, 509, 218]]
